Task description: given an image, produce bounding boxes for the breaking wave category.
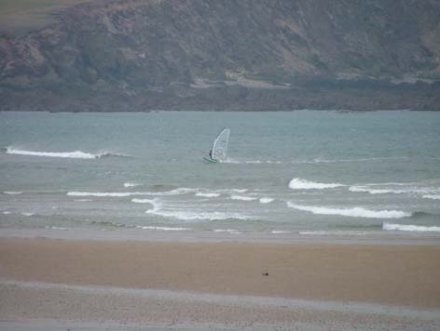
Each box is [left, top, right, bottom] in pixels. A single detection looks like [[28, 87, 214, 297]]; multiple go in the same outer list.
[[349, 185, 439, 196], [124, 182, 141, 188], [423, 194, 440, 200], [4, 147, 128, 159], [259, 197, 274, 204], [230, 195, 258, 201], [287, 202, 411, 219], [67, 187, 196, 198], [195, 192, 221, 198], [135, 226, 190, 231], [383, 223, 440, 233], [213, 228, 241, 234], [288, 178, 344, 190], [144, 198, 250, 221], [3, 191, 23, 195]]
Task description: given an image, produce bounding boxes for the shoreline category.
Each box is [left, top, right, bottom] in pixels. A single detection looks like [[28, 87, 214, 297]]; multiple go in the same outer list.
[[1, 237, 439, 308], [1, 237, 439, 330], [1, 227, 440, 246]]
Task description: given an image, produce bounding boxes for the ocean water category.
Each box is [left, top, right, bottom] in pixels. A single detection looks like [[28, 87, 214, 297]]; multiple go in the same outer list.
[[1, 110, 440, 241]]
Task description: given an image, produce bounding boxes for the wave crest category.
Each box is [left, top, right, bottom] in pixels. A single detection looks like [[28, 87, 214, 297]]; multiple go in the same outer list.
[[383, 223, 440, 233], [287, 202, 411, 219], [289, 178, 344, 190], [4, 147, 128, 159]]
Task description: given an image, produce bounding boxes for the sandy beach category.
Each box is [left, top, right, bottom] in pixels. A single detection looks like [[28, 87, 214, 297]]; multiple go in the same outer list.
[[0, 238, 439, 330]]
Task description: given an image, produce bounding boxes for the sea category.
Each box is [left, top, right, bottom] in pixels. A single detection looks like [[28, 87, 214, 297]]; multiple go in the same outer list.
[[1, 110, 440, 242]]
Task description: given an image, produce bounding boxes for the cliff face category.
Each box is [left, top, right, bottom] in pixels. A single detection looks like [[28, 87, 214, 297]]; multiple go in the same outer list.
[[1, 0, 440, 111]]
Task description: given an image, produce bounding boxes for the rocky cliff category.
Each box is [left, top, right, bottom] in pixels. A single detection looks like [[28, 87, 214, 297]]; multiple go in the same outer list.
[[1, 0, 440, 111]]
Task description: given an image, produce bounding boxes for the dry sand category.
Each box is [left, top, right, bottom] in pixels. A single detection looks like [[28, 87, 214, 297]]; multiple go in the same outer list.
[[0, 238, 439, 330]]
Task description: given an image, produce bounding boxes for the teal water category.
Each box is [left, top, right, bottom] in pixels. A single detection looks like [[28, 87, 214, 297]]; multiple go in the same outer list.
[[1, 111, 440, 240]]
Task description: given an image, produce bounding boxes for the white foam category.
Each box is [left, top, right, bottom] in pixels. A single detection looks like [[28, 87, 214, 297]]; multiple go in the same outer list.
[[74, 199, 93, 202], [148, 209, 250, 221], [46, 226, 69, 231], [144, 199, 250, 221], [299, 230, 369, 236], [68, 191, 135, 197], [2, 211, 11, 215], [383, 223, 440, 233], [3, 191, 23, 195], [224, 159, 282, 164], [213, 228, 241, 234], [288, 178, 344, 190], [5, 147, 98, 159], [195, 192, 221, 198], [271, 230, 290, 234], [131, 198, 155, 204], [349, 185, 437, 195], [124, 182, 140, 188], [21, 212, 34, 217], [153, 187, 198, 196], [349, 186, 397, 195], [135, 226, 190, 232], [230, 195, 258, 201], [67, 188, 195, 198], [287, 202, 411, 219], [259, 197, 274, 204], [423, 194, 440, 200], [4, 147, 127, 159]]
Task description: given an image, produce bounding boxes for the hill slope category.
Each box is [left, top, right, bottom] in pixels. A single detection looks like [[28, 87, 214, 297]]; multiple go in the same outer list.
[[1, 0, 440, 111]]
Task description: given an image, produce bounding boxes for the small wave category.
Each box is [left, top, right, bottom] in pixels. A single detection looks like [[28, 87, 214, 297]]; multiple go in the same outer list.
[[287, 202, 411, 219], [3, 211, 12, 215], [224, 159, 283, 164], [67, 188, 195, 198], [271, 230, 290, 234], [423, 194, 440, 200], [259, 197, 274, 204], [349, 185, 438, 195], [4, 147, 128, 159], [230, 195, 258, 201], [68, 191, 135, 197], [148, 209, 250, 221], [98, 152, 130, 158], [383, 223, 440, 233], [144, 199, 250, 221], [135, 226, 190, 231], [349, 186, 398, 195], [213, 228, 241, 234], [3, 191, 23, 195], [91, 220, 126, 228], [299, 231, 369, 236], [195, 192, 221, 198], [310, 157, 408, 164], [288, 178, 344, 190], [131, 198, 156, 204], [21, 212, 35, 217], [124, 182, 141, 188], [46, 226, 69, 231]]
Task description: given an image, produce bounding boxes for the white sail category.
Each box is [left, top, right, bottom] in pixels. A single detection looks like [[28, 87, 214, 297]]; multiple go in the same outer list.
[[211, 128, 230, 161]]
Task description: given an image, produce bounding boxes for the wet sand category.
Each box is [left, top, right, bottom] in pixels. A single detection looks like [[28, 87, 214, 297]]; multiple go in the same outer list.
[[0, 238, 439, 330]]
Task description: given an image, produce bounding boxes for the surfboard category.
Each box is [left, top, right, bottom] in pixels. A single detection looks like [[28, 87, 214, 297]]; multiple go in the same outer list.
[[203, 156, 218, 163]]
